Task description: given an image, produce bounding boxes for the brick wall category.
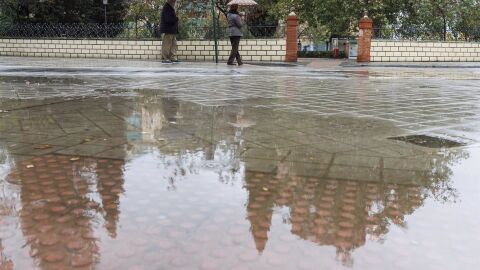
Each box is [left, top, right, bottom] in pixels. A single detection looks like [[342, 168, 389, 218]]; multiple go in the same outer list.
[[0, 39, 286, 62], [371, 40, 480, 62]]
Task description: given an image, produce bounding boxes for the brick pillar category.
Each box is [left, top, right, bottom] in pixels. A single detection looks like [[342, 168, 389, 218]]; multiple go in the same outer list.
[[357, 15, 373, 63], [285, 12, 299, 62]]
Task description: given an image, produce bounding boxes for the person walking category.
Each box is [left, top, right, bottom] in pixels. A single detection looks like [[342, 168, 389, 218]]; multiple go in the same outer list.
[[160, 0, 179, 63], [227, 4, 243, 66]]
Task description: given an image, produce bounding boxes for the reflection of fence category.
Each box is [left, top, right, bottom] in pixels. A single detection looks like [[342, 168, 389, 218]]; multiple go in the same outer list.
[[0, 23, 284, 40], [373, 27, 480, 42]]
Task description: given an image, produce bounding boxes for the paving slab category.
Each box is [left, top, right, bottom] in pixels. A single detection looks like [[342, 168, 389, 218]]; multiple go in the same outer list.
[[0, 56, 479, 270]]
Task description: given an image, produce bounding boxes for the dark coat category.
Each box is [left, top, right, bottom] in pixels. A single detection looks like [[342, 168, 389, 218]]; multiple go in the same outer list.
[[160, 2, 178, 34], [227, 12, 243, 37]]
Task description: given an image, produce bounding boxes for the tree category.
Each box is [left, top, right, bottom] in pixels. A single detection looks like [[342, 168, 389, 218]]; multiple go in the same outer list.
[[0, 0, 128, 24], [270, 0, 405, 37], [455, 0, 480, 41], [126, 0, 163, 37]]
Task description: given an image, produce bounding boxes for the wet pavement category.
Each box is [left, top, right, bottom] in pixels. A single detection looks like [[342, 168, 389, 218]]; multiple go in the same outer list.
[[0, 57, 480, 270]]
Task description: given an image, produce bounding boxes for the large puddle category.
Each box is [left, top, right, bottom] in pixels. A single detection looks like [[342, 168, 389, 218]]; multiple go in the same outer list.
[[1, 63, 480, 269]]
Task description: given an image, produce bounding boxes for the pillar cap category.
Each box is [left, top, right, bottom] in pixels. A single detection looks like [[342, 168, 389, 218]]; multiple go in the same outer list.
[[359, 16, 373, 23], [359, 15, 373, 29]]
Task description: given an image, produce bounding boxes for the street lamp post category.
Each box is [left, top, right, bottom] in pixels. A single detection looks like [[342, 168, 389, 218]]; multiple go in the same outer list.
[[103, 0, 108, 25], [211, 0, 219, 63], [103, 0, 108, 38]]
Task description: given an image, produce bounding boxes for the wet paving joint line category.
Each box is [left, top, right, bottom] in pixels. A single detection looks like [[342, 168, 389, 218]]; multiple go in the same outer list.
[[52, 152, 123, 161], [51, 114, 67, 135], [379, 158, 385, 183], [281, 150, 293, 163], [98, 104, 131, 123], [322, 153, 336, 179], [77, 110, 113, 138], [238, 147, 249, 157], [2, 96, 93, 112]]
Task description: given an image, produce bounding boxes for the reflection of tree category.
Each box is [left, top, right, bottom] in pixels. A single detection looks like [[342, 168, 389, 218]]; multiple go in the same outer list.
[[0, 240, 13, 270], [425, 150, 469, 203], [128, 96, 246, 189], [151, 146, 243, 191], [129, 96, 468, 267], [244, 146, 466, 267], [0, 175, 18, 218], [6, 155, 125, 269]]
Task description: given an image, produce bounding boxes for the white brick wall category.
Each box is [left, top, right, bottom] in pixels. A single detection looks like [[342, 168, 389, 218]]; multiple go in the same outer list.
[[371, 40, 480, 62], [0, 38, 286, 62]]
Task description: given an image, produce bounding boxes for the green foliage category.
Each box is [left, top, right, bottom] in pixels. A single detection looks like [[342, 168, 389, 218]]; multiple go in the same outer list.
[[271, 0, 480, 41], [270, 0, 404, 37], [297, 50, 346, 58], [125, 0, 163, 38], [0, 0, 128, 24], [177, 0, 211, 39], [2, 0, 480, 42]]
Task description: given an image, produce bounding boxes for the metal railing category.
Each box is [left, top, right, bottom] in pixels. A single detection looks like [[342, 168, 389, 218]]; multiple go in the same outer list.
[[182, 25, 284, 40], [373, 27, 480, 42], [0, 23, 284, 40]]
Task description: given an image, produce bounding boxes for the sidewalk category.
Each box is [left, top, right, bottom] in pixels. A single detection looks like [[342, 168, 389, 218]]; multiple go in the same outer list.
[[343, 61, 480, 68], [298, 58, 347, 68]]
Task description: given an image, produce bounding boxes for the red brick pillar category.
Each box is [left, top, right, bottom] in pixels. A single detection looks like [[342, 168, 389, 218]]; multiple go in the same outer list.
[[285, 12, 299, 62], [357, 15, 373, 63]]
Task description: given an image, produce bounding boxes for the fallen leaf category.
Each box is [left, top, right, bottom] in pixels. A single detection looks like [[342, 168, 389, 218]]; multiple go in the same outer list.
[[70, 157, 80, 161], [26, 164, 35, 169], [262, 187, 269, 191], [0, 110, 8, 113]]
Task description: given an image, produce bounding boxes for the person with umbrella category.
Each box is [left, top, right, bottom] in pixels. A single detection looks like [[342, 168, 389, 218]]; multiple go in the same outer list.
[[227, 3, 244, 66]]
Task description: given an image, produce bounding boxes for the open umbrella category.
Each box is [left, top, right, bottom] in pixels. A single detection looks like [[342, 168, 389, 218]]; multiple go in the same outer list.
[[227, 0, 258, 6]]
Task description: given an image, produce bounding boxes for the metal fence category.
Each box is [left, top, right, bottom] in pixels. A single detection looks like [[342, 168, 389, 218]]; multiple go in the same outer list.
[[373, 27, 480, 42], [0, 23, 284, 40]]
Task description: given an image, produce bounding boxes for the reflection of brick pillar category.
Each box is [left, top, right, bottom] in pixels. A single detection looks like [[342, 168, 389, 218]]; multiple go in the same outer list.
[[357, 16, 373, 63], [285, 12, 299, 62]]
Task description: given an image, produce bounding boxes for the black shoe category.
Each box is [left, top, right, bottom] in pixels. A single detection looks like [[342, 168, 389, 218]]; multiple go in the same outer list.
[[171, 59, 180, 63], [162, 60, 173, 64], [238, 62, 244, 66], [227, 62, 236, 66]]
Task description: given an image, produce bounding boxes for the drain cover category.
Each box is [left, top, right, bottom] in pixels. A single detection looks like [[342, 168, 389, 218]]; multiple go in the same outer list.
[[389, 135, 466, 148]]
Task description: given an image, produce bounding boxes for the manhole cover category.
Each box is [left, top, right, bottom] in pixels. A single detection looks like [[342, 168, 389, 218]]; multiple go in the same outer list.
[[389, 135, 466, 148]]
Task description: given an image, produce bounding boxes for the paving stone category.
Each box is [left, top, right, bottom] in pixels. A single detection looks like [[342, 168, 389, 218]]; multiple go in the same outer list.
[[333, 154, 381, 168], [327, 165, 381, 182], [0, 57, 479, 270], [55, 144, 113, 157]]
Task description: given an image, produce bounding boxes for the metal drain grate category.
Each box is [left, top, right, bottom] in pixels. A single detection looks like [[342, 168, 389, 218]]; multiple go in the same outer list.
[[389, 135, 466, 148]]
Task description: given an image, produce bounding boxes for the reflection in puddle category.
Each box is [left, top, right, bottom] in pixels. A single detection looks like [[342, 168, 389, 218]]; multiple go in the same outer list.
[[0, 94, 478, 270], [4, 156, 123, 269]]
